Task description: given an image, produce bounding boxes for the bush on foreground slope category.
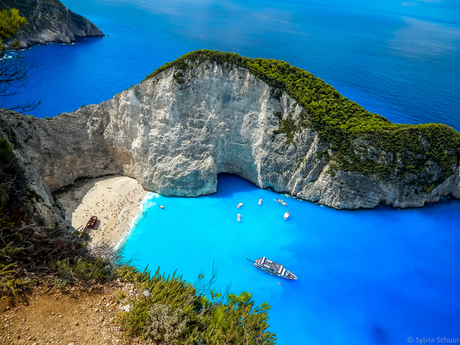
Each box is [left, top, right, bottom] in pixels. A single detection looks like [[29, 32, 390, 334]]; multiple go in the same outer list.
[[116, 266, 276, 344]]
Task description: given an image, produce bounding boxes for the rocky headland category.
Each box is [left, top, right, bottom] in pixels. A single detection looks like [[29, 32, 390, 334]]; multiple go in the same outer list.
[[0, 0, 103, 49], [1, 50, 459, 212]]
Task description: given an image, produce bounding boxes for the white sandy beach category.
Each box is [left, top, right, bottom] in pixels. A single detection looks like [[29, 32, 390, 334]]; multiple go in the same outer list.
[[57, 176, 148, 247]]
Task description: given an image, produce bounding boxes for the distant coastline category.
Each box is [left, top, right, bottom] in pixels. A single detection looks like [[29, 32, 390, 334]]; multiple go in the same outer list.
[[0, 0, 104, 49]]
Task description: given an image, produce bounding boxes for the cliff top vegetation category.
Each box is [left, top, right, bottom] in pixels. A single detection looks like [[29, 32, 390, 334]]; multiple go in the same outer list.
[[145, 50, 460, 191]]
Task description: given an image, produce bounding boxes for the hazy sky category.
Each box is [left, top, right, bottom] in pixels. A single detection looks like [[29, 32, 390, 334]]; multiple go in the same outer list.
[[305, 0, 460, 23]]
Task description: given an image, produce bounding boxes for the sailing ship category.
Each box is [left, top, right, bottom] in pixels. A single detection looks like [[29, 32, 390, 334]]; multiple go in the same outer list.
[[248, 257, 297, 280]]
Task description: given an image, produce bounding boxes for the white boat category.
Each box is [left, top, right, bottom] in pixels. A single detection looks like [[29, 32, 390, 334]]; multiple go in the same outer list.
[[284, 212, 289, 220], [159, 205, 164, 209], [237, 203, 243, 208], [237, 214, 241, 222], [248, 257, 297, 280], [274, 198, 287, 206], [258, 198, 262, 205]]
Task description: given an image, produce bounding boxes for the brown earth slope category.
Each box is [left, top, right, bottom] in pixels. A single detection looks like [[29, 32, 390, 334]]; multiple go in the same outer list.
[[0, 283, 144, 345]]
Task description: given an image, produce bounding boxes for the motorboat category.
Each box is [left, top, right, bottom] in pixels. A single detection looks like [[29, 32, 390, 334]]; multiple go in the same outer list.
[[274, 198, 287, 206], [237, 203, 243, 208], [237, 214, 241, 222], [284, 212, 290, 220], [159, 205, 164, 209], [258, 198, 262, 205], [248, 257, 297, 280]]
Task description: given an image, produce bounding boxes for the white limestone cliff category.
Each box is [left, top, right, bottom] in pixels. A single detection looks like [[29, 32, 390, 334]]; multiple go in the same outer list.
[[1, 61, 459, 209]]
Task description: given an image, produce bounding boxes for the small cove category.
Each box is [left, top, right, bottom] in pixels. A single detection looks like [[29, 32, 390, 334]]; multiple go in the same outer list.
[[122, 174, 460, 344], [4, 0, 460, 342]]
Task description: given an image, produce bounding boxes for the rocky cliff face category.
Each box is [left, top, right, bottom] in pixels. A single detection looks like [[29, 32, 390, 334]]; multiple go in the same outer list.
[[0, 125, 68, 229], [1, 60, 459, 209], [0, 0, 103, 49]]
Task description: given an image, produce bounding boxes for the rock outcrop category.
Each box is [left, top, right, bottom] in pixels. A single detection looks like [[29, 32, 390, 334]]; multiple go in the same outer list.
[[1, 53, 459, 209], [0, 125, 68, 229], [0, 0, 103, 49]]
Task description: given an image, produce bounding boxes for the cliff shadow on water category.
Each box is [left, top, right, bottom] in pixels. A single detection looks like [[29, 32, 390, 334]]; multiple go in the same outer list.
[[209, 173, 261, 198]]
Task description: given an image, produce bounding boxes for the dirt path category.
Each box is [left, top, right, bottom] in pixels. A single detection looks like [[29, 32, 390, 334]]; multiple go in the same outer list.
[[0, 283, 143, 345]]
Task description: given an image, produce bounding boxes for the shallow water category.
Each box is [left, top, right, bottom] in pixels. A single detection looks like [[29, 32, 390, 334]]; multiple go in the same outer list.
[[4, 0, 460, 343], [122, 174, 460, 345]]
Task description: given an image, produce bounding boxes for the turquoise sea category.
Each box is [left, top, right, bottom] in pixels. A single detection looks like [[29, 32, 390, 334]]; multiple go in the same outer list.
[[4, 0, 460, 344], [124, 175, 460, 344]]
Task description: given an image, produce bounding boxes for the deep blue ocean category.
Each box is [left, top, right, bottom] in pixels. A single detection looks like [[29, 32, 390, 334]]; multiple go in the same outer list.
[[4, 0, 460, 343]]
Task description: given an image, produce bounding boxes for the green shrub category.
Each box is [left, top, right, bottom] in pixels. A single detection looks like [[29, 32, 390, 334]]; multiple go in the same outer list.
[[52, 257, 111, 281], [53, 278, 66, 289], [0, 8, 27, 43], [144, 304, 189, 343], [0, 262, 33, 300], [114, 290, 128, 303], [116, 266, 276, 344]]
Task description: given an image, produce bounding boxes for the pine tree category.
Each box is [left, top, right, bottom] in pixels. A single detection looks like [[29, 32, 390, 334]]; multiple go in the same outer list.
[[0, 8, 26, 48]]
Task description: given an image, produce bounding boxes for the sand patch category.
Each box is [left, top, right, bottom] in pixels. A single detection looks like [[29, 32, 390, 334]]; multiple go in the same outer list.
[[56, 176, 147, 247]]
